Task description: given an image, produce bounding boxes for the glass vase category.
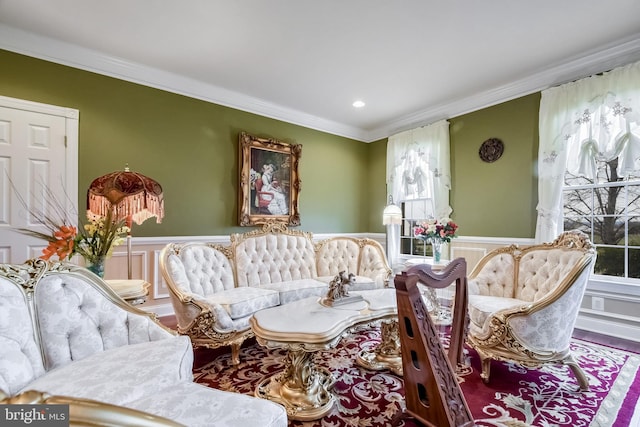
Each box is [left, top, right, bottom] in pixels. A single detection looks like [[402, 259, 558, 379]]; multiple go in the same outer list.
[[86, 257, 106, 278], [430, 239, 442, 263]]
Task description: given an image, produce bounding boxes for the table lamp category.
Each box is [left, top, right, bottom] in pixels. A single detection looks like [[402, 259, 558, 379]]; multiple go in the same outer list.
[[87, 165, 164, 279]]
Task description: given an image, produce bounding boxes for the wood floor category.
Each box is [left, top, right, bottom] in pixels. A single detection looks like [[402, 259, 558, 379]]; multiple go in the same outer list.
[[573, 328, 640, 353], [158, 315, 640, 355]]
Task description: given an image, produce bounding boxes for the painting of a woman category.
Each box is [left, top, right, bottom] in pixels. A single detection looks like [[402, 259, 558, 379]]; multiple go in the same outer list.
[[250, 151, 290, 216], [252, 163, 289, 215]]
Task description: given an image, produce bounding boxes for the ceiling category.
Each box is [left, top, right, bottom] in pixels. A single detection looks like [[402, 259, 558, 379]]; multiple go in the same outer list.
[[1, 0, 640, 142]]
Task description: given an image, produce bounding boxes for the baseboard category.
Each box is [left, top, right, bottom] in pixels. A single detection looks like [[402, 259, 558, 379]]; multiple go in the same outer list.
[[575, 312, 640, 343]]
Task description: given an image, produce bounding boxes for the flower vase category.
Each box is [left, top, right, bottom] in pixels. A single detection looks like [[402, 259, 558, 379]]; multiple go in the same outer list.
[[87, 257, 106, 278], [431, 239, 442, 263]]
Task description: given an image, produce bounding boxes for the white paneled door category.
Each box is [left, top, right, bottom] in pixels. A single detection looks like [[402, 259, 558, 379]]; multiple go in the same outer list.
[[0, 96, 78, 264]]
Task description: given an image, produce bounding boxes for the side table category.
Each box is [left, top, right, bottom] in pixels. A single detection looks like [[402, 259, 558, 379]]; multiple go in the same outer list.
[[105, 279, 150, 306]]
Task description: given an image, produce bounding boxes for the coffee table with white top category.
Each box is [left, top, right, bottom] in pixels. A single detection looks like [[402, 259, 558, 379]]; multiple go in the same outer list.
[[249, 289, 397, 421]]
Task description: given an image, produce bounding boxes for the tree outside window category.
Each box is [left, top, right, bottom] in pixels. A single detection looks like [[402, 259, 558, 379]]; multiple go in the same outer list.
[[563, 159, 640, 279]]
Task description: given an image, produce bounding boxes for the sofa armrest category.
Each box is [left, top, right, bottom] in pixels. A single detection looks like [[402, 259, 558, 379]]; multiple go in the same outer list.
[[178, 292, 237, 333], [358, 241, 392, 287], [1, 390, 184, 427], [506, 258, 593, 351]]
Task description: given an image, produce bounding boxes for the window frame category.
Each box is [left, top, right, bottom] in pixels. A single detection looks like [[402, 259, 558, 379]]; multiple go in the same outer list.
[[563, 174, 640, 283]]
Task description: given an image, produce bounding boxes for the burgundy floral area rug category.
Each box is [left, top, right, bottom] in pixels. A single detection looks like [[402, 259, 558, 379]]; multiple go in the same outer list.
[[193, 326, 640, 427]]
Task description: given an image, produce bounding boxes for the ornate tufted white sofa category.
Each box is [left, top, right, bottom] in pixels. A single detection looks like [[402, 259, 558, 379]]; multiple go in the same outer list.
[[466, 230, 596, 391], [0, 259, 287, 427], [160, 222, 392, 364]]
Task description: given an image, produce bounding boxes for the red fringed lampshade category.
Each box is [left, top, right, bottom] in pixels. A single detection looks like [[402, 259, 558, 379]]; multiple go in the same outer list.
[[87, 166, 164, 279], [87, 166, 164, 225]]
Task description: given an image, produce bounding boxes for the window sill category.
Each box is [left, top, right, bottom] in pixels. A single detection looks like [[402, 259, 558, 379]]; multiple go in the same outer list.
[[587, 276, 640, 296]]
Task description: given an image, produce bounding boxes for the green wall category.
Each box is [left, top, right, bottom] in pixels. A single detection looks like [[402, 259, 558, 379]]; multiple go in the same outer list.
[[0, 49, 379, 236], [367, 138, 388, 234], [449, 93, 540, 237], [1, 49, 541, 238]]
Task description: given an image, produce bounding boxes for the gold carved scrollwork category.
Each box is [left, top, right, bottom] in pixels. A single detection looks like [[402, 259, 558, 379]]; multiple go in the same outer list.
[[377, 320, 400, 356], [185, 311, 254, 345], [355, 319, 403, 375], [256, 349, 335, 421], [232, 221, 312, 245]]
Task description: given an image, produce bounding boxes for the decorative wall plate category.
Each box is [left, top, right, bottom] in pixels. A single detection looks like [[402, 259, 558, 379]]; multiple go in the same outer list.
[[479, 138, 504, 163]]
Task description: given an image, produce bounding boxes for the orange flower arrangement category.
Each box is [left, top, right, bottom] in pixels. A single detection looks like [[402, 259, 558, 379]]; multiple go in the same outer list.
[[15, 185, 128, 264], [41, 225, 78, 260]]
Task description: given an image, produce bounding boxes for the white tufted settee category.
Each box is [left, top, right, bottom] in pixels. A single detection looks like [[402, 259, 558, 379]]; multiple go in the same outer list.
[[0, 259, 287, 427], [160, 222, 392, 364], [466, 230, 596, 391]]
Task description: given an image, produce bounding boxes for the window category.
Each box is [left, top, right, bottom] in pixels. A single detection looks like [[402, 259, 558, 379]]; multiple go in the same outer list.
[[399, 198, 434, 257], [537, 60, 640, 283], [563, 162, 640, 279], [386, 120, 452, 264]]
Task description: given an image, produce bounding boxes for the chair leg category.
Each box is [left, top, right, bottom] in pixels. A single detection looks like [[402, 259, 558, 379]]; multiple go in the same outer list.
[[564, 355, 589, 391], [231, 343, 242, 365], [480, 356, 492, 384]]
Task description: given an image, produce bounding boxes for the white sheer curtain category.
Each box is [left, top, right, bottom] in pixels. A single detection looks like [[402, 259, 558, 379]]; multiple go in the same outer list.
[[536, 60, 640, 243], [386, 119, 452, 219]]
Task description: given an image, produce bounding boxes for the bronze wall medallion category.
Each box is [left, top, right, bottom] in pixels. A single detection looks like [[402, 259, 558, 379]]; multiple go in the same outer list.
[[479, 138, 504, 163]]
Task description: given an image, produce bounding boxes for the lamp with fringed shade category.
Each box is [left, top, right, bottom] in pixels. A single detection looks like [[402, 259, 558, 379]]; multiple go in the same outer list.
[[87, 166, 164, 279]]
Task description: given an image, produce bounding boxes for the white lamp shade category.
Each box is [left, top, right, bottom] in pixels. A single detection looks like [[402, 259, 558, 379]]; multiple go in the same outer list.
[[383, 203, 402, 225]]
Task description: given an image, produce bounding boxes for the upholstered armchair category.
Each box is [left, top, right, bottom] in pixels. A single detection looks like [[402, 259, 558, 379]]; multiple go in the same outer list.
[[160, 242, 257, 365], [466, 230, 596, 391]]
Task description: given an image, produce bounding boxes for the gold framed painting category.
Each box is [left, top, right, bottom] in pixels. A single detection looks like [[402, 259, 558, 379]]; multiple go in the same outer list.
[[238, 132, 302, 226]]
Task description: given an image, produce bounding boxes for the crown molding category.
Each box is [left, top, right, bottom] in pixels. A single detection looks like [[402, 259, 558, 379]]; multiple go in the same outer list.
[[2, 24, 639, 143], [0, 24, 368, 142], [366, 33, 640, 141]]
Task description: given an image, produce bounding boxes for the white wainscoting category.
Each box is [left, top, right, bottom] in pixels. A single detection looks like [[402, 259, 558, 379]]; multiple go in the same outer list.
[[108, 233, 640, 343]]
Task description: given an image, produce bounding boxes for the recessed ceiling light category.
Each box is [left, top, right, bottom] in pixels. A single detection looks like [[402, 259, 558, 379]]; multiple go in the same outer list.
[[352, 100, 366, 108]]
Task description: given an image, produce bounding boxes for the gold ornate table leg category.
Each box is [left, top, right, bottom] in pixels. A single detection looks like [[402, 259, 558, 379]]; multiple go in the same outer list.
[[255, 349, 335, 421], [356, 319, 403, 375]]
